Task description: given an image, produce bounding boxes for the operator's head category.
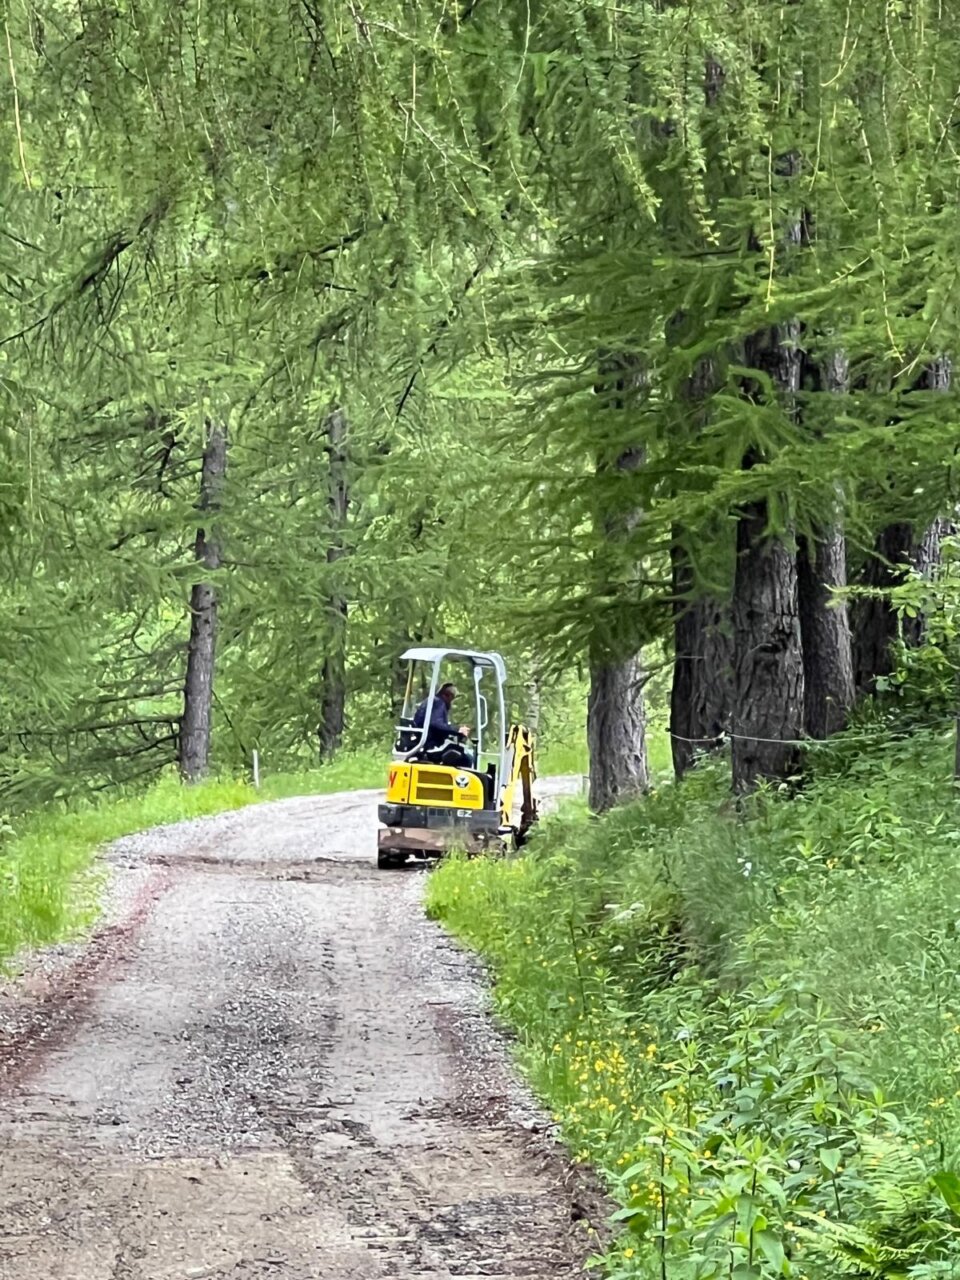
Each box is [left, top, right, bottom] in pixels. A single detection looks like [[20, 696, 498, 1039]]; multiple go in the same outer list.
[[439, 682, 458, 706]]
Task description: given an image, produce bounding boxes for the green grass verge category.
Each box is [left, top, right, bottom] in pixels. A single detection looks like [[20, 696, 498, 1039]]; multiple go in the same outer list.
[[0, 750, 384, 968], [538, 722, 671, 782], [427, 728, 960, 1278]]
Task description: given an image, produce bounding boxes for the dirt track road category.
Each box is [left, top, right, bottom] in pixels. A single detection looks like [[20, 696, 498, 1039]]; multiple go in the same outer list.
[[0, 780, 593, 1279]]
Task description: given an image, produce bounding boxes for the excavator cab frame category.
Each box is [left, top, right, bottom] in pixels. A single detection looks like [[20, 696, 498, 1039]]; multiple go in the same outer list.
[[377, 647, 537, 869], [393, 647, 507, 785]]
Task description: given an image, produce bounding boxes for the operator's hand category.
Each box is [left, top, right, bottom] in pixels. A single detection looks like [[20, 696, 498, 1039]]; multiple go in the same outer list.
[[458, 724, 471, 738]]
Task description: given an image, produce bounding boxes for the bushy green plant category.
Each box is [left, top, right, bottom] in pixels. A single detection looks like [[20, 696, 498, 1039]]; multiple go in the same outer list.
[[428, 719, 960, 1277], [852, 539, 960, 722]]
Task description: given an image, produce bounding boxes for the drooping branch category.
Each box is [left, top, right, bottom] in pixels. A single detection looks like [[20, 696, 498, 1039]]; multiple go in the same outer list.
[[0, 197, 171, 348]]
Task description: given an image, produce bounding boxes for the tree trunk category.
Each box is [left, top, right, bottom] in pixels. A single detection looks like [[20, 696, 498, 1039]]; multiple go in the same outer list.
[[524, 670, 542, 734], [732, 507, 804, 789], [669, 348, 730, 780], [391, 628, 421, 718], [663, 58, 731, 783], [179, 422, 227, 782], [897, 358, 952, 649], [853, 522, 914, 692], [318, 407, 349, 761], [797, 349, 854, 739], [670, 544, 732, 777], [914, 516, 954, 581], [731, 324, 805, 793], [587, 352, 650, 812], [853, 516, 954, 682], [588, 655, 649, 811], [797, 528, 854, 738]]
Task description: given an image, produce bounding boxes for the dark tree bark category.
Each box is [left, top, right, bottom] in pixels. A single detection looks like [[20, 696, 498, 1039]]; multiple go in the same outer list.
[[853, 357, 952, 688], [853, 522, 914, 693], [731, 324, 805, 793], [670, 545, 732, 778], [797, 529, 854, 738], [663, 58, 734, 781], [854, 516, 952, 683], [668, 345, 732, 780], [318, 407, 349, 761], [179, 422, 227, 782], [587, 352, 650, 812], [705, 54, 724, 106], [914, 515, 954, 581], [732, 506, 804, 790], [797, 349, 855, 739], [588, 655, 649, 810]]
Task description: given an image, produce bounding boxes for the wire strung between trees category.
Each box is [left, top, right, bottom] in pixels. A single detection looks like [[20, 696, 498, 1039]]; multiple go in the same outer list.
[[665, 718, 956, 749]]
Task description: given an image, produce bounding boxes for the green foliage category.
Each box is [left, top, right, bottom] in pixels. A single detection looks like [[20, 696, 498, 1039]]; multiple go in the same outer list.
[[428, 722, 960, 1276], [860, 538, 960, 718], [0, 0, 564, 808], [480, 0, 960, 671], [2, 0, 958, 988], [4, 0, 956, 808]]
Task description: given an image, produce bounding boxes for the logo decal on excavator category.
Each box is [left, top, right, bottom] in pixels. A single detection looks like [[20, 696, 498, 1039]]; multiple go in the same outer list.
[[389, 770, 397, 789]]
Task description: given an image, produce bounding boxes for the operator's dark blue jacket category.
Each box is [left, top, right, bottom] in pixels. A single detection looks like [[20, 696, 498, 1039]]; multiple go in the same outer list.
[[413, 694, 455, 748]]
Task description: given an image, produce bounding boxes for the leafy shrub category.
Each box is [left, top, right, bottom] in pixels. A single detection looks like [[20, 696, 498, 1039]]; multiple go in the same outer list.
[[428, 723, 960, 1277]]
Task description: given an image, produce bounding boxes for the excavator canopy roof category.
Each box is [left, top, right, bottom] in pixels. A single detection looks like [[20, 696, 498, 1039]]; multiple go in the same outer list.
[[399, 647, 507, 682]]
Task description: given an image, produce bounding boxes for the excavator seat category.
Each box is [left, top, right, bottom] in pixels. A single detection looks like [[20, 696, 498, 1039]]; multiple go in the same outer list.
[[394, 717, 421, 755]]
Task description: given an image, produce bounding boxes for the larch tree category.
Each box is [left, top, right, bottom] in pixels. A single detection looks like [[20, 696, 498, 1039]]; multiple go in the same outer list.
[[180, 422, 228, 782]]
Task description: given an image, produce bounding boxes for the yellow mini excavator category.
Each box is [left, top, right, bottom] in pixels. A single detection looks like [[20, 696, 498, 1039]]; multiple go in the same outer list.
[[377, 647, 538, 869]]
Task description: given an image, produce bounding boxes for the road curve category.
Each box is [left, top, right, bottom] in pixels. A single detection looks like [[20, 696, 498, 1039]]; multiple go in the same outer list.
[[0, 779, 593, 1279]]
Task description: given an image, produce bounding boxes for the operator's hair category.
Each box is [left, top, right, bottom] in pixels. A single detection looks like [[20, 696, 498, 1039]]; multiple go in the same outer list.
[[439, 682, 457, 696]]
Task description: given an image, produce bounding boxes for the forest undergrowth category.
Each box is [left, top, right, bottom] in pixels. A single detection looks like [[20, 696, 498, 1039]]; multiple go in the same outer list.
[[429, 722, 960, 1279]]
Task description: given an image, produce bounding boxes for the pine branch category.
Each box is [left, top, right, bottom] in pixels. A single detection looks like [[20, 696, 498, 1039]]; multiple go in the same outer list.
[[396, 247, 494, 419], [0, 197, 171, 348]]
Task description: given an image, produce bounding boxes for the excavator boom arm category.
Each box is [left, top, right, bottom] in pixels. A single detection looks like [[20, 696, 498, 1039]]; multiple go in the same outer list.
[[500, 723, 538, 839]]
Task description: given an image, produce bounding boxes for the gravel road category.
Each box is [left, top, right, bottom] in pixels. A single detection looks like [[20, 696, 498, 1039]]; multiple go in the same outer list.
[[0, 778, 596, 1279]]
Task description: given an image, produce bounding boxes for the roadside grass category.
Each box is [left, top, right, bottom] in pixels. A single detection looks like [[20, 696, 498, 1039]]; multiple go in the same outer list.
[[538, 721, 671, 782], [0, 750, 384, 968], [536, 741, 589, 777], [427, 726, 960, 1278]]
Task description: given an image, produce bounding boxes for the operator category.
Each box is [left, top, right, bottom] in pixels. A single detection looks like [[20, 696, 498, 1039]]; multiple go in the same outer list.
[[412, 682, 474, 767]]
